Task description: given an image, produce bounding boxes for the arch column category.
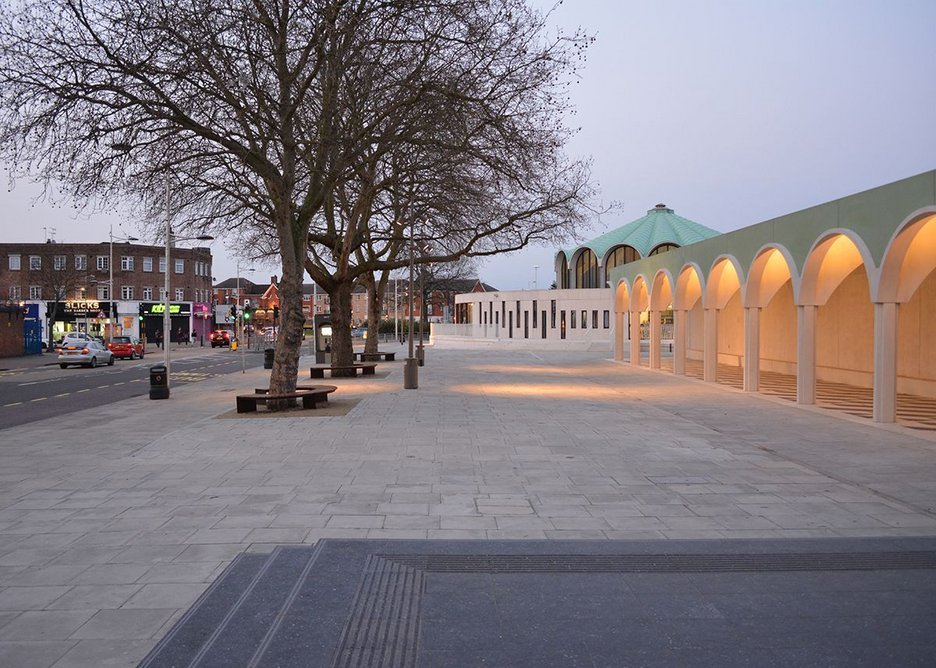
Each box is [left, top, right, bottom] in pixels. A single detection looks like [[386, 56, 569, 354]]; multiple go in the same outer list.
[[743, 307, 760, 392], [629, 310, 641, 365], [873, 301, 898, 423], [797, 305, 817, 405], [703, 307, 717, 382], [673, 309, 687, 375], [649, 310, 661, 369], [614, 311, 625, 361]]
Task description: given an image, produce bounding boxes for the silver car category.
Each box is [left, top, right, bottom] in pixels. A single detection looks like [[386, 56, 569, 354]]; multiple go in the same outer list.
[[58, 339, 115, 368]]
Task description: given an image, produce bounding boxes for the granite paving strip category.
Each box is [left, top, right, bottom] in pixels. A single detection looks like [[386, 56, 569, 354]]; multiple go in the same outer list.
[[0, 346, 932, 666]]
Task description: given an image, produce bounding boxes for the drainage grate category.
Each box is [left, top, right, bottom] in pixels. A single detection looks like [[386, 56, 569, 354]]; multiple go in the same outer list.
[[381, 551, 936, 573]]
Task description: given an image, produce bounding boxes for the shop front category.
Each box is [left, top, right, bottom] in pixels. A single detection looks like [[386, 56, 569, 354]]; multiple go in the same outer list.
[[192, 302, 212, 345], [139, 302, 192, 345], [46, 300, 113, 342]]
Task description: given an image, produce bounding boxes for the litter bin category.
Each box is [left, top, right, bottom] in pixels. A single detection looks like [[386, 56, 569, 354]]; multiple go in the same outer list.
[[149, 364, 169, 400], [264, 348, 275, 369]]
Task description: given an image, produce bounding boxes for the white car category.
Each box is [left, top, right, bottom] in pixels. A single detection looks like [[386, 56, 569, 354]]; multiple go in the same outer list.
[[58, 339, 115, 368]]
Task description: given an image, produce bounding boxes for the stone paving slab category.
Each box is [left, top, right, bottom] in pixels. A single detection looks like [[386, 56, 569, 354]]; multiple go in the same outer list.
[[0, 345, 934, 665]]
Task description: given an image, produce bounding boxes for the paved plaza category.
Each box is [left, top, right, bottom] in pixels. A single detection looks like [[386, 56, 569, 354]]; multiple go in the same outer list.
[[1, 345, 935, 666]]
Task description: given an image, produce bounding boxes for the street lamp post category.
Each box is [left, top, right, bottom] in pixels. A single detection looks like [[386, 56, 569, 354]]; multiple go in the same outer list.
[[403, 224, 418, 389], [533, 264, 539, 290]]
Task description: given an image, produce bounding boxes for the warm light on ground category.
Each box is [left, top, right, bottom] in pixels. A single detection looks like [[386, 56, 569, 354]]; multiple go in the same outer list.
[[450, 382, 627, 401]]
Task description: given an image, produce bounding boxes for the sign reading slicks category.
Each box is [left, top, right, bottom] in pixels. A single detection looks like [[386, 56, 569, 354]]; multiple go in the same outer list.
[[67, 300, 100, 311], [50, 300, 111, 317]]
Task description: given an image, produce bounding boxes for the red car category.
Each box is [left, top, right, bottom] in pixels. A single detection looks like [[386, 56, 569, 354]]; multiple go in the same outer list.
[[107, 336, 145, 360], [210, 329, 232, 347]]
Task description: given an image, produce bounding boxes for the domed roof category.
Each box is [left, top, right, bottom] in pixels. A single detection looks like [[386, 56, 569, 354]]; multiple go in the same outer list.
[[560, 204, 721, 261]]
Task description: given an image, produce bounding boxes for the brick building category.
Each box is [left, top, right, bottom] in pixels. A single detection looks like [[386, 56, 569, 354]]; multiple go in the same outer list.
[[0, 241, 213, 344]]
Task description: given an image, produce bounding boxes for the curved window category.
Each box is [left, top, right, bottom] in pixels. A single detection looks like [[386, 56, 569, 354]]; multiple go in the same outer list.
[[606, 245, 640, 270], [558, 255, 569, 289], [574, 249, 599, 288], [649, 243, 680, 256]]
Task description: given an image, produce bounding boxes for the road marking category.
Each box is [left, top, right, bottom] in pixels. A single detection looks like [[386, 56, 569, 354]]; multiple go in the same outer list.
[[54, 393, 70, 398], [30, 397, 47, 402], [97, 385, 110, 389], [19, 381, 38, 386], [77, 388, 90, 393], [113, 382, 125, 386], [4, 402, 22, 407]]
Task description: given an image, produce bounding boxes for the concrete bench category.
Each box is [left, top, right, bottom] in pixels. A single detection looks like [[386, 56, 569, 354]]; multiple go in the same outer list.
[[309, 364, 377, 379], [254, 385, 337, 403], [236, 390, 319, 414], [352, 351, 396, 362]]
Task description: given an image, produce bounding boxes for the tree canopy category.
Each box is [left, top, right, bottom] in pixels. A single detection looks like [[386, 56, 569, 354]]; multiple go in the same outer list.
[[0, 0, 594, 395]]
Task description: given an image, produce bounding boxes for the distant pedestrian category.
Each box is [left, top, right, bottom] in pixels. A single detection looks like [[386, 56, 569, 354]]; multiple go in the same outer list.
[[155, 329, 163, 349], [191, 329, 198, 346]]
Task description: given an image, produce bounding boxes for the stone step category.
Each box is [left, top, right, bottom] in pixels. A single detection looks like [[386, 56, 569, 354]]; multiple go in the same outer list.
[[138, 546, 319, 668]]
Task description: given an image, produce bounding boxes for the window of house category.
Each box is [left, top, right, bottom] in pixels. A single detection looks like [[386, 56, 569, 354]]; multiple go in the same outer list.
[[75, 255, 87, 271], [97, 285, 109, 300], [550, 300, 556, 328], [143, 257, 153, 272], [121, 286, 134, 300], [9, 286, 21, 300], [593, 310, 599, 329], [159, 287, 167, 300], [121, 256, 134, 271], [174, 259, 184, 274], [159, 257, 166, 273], [29, 256, 41, 270], [97, 256, 109, 271], [8, 254, 21, 270], [581, 310, 587, 329], [570, 310, 576, 329], [143, 287, 153, 300], [603, 310, 610, 328], [54, 255, 66, 270], [560, 310, 566, 339], [532, 300, 537, 329], [29, 286, 41, 300], [175, 288, 184, 300]]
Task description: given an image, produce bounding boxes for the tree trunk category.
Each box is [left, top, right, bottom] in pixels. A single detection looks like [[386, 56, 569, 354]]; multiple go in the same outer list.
[[329, 280, 355, 374], [267, 231, 306, 406]]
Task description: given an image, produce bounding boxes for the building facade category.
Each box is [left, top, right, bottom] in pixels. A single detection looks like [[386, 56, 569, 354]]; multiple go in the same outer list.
[[440, 170, 936, 426], [0, 241, 213, 343]]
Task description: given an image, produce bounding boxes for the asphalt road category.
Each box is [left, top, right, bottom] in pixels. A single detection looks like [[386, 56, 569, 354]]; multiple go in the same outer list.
[[0, 349, 266, 431]]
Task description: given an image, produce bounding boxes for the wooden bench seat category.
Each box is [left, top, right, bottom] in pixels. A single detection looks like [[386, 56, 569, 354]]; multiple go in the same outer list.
[[236, 390, 319, 414], [309, 363, 377, 379], [352, 351, 396, 362], [254, 385, 337, 403]]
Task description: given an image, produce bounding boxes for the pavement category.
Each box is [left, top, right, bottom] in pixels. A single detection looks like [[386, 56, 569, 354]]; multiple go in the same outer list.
[[0, 343, 935, 667]]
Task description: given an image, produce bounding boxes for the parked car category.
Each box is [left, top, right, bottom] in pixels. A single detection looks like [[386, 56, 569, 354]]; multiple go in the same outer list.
[[107, 336, 145, 360], [53, 332, 92, 354], [210, 329, 232, 347], [58, 339, 115, 368]]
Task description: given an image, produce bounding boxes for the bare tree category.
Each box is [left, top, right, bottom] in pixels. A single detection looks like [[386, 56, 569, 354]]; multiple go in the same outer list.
[[30, 246, 87, 335], [0, 0, 594, 393]]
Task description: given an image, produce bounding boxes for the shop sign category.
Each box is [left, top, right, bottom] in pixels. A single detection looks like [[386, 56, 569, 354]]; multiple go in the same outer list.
[[49, 300, 112, 317], [142, 302, 191, 316]]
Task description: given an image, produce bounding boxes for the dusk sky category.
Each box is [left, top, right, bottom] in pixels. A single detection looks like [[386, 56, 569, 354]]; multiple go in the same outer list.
[[2, 0, 935, 291]]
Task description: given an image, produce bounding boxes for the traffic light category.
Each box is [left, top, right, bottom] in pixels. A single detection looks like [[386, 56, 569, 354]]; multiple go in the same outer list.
[[243, 306, 252, 321], [229, 304, 237, 321], [138, 304, 144, 322]]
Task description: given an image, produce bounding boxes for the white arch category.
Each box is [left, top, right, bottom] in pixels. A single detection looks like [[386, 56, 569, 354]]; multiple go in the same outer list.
[[673, 262, 705, 310], [650, 268, 676, 311], [744, 243, 799, 308], [799, 229, 875, 306], [704, 255, 744, 310], [877, 207, 936, 303]]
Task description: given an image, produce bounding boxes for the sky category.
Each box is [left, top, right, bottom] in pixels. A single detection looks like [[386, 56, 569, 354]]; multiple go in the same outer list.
[[2, 0, 935, 291]]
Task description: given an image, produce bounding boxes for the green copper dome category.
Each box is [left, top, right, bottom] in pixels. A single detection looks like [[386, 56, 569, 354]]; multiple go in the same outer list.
[[561, 204, 721, 262]]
